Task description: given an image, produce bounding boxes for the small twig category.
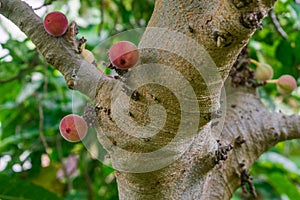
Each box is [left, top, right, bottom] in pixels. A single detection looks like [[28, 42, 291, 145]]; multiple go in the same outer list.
[[38, 64, 50, 153], [38, 103, 48, 150], [33, 3, 51, 10], [56, 136, 73, 192], [0, 65, 36, 84], [82, 152, 94, 200], [33, 0, 56, 10], [269, 9, 288, 40], [241, 168, 257, 198], [98, 0, 105, 36], [0, 49, 39, 84]]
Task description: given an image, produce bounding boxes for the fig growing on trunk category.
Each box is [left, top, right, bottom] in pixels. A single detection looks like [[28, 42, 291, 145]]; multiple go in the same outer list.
[[108, 41, 139, 69], [59, 114, 88, 142], [276, 75, 297, 95], [266, 75, 297, 95], [249, 59, 274, 81], [81, 43, 96, 66], [43, 11, 68, 37]]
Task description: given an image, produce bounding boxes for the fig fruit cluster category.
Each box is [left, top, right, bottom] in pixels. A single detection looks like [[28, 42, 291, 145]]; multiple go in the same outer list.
[[251, 59, 297, 95]]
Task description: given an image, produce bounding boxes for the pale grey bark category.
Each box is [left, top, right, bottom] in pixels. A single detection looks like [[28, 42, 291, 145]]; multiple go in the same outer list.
[[1, 0, 299, 199]]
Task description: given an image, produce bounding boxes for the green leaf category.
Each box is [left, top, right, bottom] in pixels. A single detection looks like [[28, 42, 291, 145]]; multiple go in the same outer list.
[[275, 40, 293, 68], [260, 152, 300, 175], [0, 131, 39, 152], [16, 79, 42, 104], [267, 172, 300, 199], [0, 174, 62, 200]]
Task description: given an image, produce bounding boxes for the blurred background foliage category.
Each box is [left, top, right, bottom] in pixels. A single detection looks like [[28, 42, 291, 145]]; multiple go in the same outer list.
[[0, 0, 299, 199]]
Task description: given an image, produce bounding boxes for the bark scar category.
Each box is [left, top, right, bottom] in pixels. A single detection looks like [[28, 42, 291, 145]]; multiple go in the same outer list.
[[235, 135, 246, 146], [230, 45, 266, 88], [214, 140, 234, 164], [83, 103, 99, 127], [213, 31, 233, 48], [232, 0, 253, 9], [240, 11, 264, 30], [240, 162, 257, 198]]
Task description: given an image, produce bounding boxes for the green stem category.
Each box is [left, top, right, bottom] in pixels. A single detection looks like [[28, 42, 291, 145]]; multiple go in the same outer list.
[[266, 79, 278, 84], [248, 58, 261, 67]]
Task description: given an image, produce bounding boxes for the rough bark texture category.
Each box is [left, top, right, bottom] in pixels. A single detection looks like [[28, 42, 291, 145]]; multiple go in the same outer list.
[[1, 0, 299, 199]]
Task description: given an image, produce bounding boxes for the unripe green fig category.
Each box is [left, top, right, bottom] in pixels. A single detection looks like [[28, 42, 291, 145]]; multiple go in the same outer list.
[[82, 49, 97, 67], [250, 59, 273, 81], [276, 75, 297, 95], [108, 41, 139, 69], [44, 11, 68, 37], [255, 63, 273, 81], [82, 49, 95, 63], [81, 43, 96, 65], [59, 114, 88, 142]]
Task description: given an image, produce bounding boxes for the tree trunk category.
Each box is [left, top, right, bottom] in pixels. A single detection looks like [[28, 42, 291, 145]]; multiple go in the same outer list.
[[1, 0, 300, 199]]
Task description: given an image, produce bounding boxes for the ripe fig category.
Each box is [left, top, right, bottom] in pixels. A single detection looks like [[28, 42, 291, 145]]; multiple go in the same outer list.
[[108, 41, 139, 69], [59, 114, 88, 142], [44, 11, 68, 37]]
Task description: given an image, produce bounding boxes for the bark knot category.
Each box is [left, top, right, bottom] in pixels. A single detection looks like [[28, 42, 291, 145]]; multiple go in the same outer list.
[[235, 136, 246, 146], [83, 103, 99, 127], [240, 11, 264, 30], [214, 140, 234, 164], [240, 163, 257, 198], [230, 46, 266, 88], [213, 31, 233, 48], [232, 0, 253, 9]]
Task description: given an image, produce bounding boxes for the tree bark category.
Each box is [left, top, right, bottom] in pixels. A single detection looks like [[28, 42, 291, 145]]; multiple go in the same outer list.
[[1, 0, 300, 199]]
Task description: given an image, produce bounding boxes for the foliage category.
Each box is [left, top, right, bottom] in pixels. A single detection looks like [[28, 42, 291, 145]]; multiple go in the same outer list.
[[0, 0, 299, 199], [233, 0, 300, 199], [0, 174, 63, 200]]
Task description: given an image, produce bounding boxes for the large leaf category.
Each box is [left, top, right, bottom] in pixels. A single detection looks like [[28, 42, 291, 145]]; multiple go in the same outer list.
[[260, 152, 300, 175], [267, 172, 300, 199], [16, 78, 42, 104], [0, 174, 62, 200]]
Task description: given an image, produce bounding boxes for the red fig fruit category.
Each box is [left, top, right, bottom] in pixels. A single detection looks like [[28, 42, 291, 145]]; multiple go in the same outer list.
[[108, 41, 139, 69], [59, 114, 88, 142], [44, 11, 68, 37]]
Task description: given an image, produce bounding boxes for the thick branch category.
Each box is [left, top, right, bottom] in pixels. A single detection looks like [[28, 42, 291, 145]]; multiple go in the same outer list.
[[0, 0, 105, 99], [112, 0, 278, 199], [147, 0, 276, 79], [204, 77, 300, 199], [222, 80, 300, 161], [272, 112, 300, 141]]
